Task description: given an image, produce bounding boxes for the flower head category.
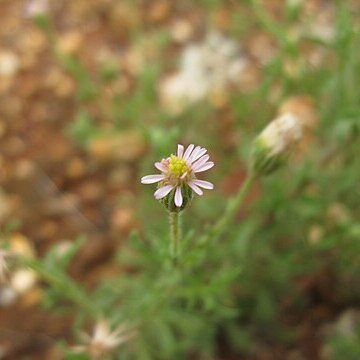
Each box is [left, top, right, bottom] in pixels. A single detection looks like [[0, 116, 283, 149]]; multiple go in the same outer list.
[[251, 113, 303, 175], [73, 319, 136, 359], [141, 144, 214, 211]]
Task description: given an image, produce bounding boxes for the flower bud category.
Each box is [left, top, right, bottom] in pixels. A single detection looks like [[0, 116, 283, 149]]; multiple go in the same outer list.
[[251, 113, 302, 175]]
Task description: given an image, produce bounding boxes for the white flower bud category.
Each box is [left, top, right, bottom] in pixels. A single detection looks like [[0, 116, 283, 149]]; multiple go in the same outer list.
[[251, 113, 303, 175]]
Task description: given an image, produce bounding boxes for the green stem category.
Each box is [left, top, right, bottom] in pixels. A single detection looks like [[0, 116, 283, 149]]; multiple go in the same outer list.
[[169, 211, 181, 262], [201, 173, 255, 244]]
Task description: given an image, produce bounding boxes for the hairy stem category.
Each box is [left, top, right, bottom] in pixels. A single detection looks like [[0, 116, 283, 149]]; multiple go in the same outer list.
[[169, 211, 181, 262]]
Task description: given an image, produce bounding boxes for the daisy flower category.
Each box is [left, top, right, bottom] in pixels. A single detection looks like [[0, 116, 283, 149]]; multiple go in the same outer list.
[[73, 319, 136, 359], [141, 144, 214, 209]]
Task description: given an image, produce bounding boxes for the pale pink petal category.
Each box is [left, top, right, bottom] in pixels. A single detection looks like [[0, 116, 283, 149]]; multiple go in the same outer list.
[[154, 185, 174, 199], [174, 186, 183, 207], [155, 162, 167, 172], [187, 146, 201, 163], [190, 147, 207, 163], [193, 162, 214, 173], [141, 174, 164, 184], [177, 144, 184, 158], [183, 144, 194, 161], [188, 182, 203, 195], [191, 154, 209, 171], [192, 179, 214, 189]]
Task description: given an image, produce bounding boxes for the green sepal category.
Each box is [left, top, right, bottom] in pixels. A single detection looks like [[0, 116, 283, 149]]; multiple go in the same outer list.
[[250, 137, 287, 176], [159, 184, 194, 212]]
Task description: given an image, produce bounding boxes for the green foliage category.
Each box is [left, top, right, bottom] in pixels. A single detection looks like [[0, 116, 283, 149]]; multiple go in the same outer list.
[[23, 1, 360, 359], [67, 111, 99, 147]]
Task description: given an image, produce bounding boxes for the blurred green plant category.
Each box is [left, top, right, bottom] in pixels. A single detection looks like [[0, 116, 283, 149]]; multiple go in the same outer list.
[[13, 1, 360, 359]]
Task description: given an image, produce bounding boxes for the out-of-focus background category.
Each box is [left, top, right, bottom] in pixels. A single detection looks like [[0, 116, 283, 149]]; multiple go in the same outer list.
[[0, 0, 360, 359]]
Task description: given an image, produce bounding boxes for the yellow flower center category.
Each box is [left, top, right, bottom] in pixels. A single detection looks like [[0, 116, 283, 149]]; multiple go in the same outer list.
[[168, 155, 188, 178]]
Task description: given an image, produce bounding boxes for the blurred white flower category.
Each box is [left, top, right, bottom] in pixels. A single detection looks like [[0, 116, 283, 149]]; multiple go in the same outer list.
[[24, 0, 49, 18], [141, 144, 214, 209], [73, 319, 136, 359], [0, 51, 20, 77], [160, 31, 248, 113], [11, 268, 38, 295], [306, 3, 335, 42], [0, 286, 17, 307]]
